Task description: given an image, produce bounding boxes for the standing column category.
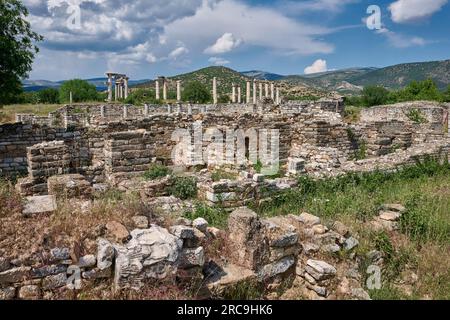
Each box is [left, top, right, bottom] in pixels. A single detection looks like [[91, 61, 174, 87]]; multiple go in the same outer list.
[[100, 105, 105, 118], [213, 77, 217, 104], [246, 81, 251, 104], [123, 105, 128, 118], [259, 82, 263, 101], [119, 81, 123, 99], [232, 83, 236, 103], [155, 78, 160, 100], [114, 82, 118, 101], [176, 80, 181, 102], [270, 82, 275, 100], [276, 87, 280, 105], [253, 80, 257, 104], [124, 77, 129, 99], [265, 82, 269, 98], [144, 103, 149, 116], [163, 78, 167, 101], [237, 86, 242, 104], [107, 73, 112, 102]]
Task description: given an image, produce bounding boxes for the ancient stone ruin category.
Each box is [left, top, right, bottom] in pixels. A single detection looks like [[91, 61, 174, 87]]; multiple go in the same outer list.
[[0, 97, 449, 300]]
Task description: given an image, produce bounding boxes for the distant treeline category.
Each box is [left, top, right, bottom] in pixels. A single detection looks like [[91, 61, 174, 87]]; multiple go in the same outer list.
[[345, 79, 450, 107], [11, 79, 106, 104]]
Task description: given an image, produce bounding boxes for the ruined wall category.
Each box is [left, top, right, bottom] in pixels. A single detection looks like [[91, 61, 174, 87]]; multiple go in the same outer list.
[[0, 123, 79, 175]]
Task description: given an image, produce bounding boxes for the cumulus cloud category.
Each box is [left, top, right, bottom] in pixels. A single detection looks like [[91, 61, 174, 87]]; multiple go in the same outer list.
[[388, 0, 448, 23], [169, 46, 189, 59], [376, 28, 427, 48], [163, 0, 334, 56], [304, 59, 328, 74], [204, 33, 242, 54], [208, 57, 231, 65], [279, 0, 359, 13]]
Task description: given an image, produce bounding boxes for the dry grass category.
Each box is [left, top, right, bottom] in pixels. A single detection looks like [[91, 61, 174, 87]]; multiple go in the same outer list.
[[0, 104, 62, 123]]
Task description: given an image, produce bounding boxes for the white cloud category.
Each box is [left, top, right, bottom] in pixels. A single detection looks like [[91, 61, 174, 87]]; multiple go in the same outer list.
[[389, 0, 448, 23], [304, 59, 328, 74], [169, 46, 189, 59], [163, 0, 333, 56], [204, 33, 242, 54], [376, 28, 427, 48], [208, 57, 230, 65], [280, 0, 359, 13]]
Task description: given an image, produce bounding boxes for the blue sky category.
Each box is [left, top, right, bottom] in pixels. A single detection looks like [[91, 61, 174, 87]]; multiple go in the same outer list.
[[23, 0, 450, 80]]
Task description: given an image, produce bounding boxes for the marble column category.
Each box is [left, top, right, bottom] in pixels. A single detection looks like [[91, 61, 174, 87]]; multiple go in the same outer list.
[[100, 105, 105, 117], [167, 104, 172, 114], [213, 77, 217, 104], [155, 78, 160, 100], [270, 82, 275, 100], [276, 87, 280, 104], [237, 86, 241, 104], [163, 78, 167, 101], [115, 83, 118, 101], [259, 82, 263, 101], [144, 104, 149, 116], [265, 82, 269, 98], [253, 80, 257, 104], [176, 80, 181, 102], [246, 81, 251, 104], [232, 83, 236, 103], [187, 103, 192, 115], [124, 77, 129, 99], [107, 74, 113, 102]]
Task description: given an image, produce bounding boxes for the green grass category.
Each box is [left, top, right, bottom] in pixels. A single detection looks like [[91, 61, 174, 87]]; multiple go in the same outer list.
[[143, 164, 171, 180], [183, 202, 229, 229]]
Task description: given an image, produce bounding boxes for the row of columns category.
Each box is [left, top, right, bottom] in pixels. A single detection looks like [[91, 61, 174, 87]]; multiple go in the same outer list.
[[230, 80, 281, 104], [106, 72, 129, 102], [154, 76, 281, 105]]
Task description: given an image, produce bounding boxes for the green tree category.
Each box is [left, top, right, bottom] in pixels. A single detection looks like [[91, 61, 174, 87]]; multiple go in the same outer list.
[[59, 79, 99, 103], [38, 88, 59, 104], [218, 94, 231, 104], [443, 85, 450, 102], [362, 85, 389, 107], [182, 81, 211, 103], [0, 0, 43, 106], [124, 88, 161, 105]]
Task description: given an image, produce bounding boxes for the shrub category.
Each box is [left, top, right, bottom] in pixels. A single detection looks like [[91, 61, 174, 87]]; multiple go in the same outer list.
[[211, 168, 237, 182], [38, 88, 60, 104], [181, 81, 211, 103], [362, 86, 389, 107], [59, 79, 100, 103], [143, 164, 171, 180], [169, 176, 197, 200], [406, 109, 427, 124]]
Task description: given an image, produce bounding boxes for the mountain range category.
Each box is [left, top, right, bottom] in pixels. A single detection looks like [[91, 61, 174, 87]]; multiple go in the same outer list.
[[23, 59, 450, 95]]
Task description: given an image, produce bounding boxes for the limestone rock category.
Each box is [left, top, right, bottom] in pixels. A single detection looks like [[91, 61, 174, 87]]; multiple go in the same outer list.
[[0, 257, 10, 273], [114, 226, 183, 291], [193, 218, 208, 233], [97, 238, 114, 270], [179, 247, 205, 268], [50, 247, 70, 261], [258, 256, 295, 280], [18, 285, 41, 300], [379, 210, 401, 221], [47, 174, 92, 199], [42, 273, 67, 290], [82, 267, 111, 280], [228, 207, 268, 270], [132, 215, 149, 229], [206, 264, 256, 296], [305, 260, 336, 281], [344, 237, 359, 251], [78, 255, 97, 268], [0, 266, 31, 284], [332, 221, 350, 238], [297, 212, 321, 227], [106, 221, 130, 242], [0, 287, 15, 300], [380, 204, 406, 213], [22, 195, 57, 217], [169, 225, 195, 239]]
